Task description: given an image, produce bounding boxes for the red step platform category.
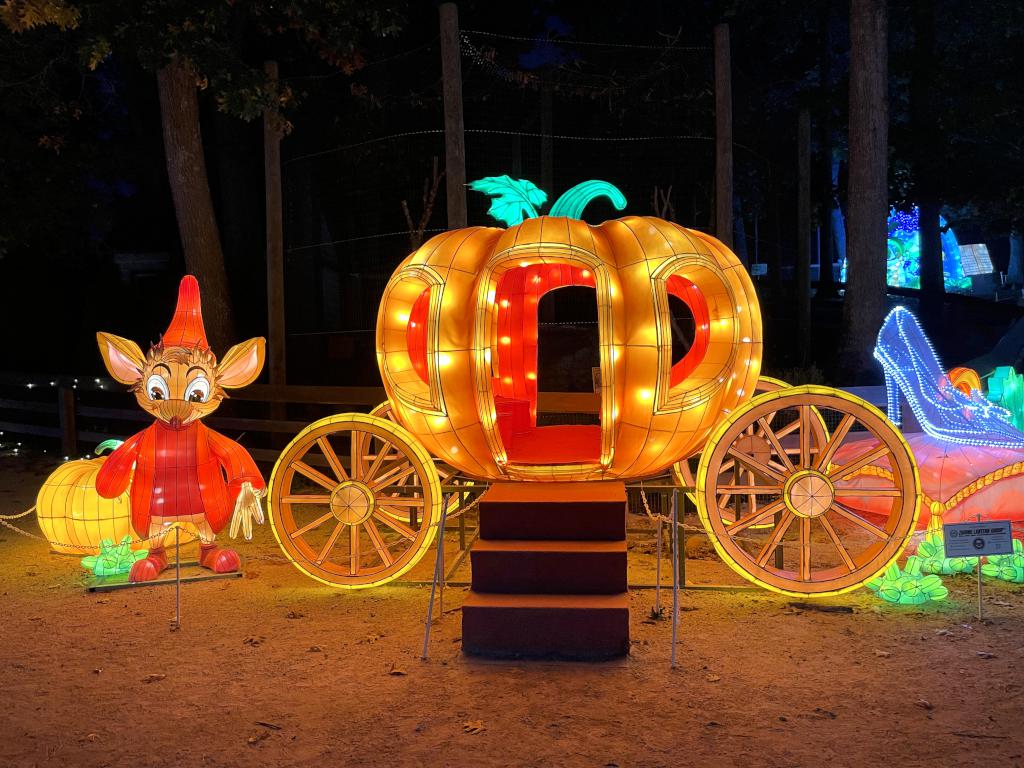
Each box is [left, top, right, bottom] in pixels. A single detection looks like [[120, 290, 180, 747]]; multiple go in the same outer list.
[[462, 481, 629, 660]]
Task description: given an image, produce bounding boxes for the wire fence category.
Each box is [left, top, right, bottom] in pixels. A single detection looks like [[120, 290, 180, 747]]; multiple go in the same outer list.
[[278, 22, 725, 383]]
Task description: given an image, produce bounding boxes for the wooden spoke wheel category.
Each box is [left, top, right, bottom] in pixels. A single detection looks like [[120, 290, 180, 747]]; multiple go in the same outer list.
[[696, 385, 920, 596], [673, 377, 828, 530], [268, 413, 442, 588], [357, 402, 463, 521]]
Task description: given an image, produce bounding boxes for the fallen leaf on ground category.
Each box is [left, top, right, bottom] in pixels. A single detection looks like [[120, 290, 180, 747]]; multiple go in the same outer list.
[[254, 721, 282, 731], [247, 730, 270, 746], [977, 651, 996, 659], [141, 674, 166, 684], [463, 720, 486, 734], [388, 663, 407, 676], [285, 611, 304, 619], [706, 674, 721, 683], [874, 650, 891, 658], [915, 699, 933, 710]]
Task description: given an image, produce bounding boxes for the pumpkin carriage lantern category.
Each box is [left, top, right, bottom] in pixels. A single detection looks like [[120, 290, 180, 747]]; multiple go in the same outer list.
[[269, 179, 921, 596]]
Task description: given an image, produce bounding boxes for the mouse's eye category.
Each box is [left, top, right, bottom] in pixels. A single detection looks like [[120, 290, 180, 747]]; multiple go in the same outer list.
[[146, 375, 169, 401], [184, 376, 211, 403]]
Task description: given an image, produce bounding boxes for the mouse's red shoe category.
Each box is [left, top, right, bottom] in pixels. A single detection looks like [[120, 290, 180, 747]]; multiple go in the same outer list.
[[129, 547, 169, 582], [199, 543, 240, 573]]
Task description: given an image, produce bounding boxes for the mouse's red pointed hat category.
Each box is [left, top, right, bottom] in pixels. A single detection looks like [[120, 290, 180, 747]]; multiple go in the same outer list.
[[161, 275, 210, 351]]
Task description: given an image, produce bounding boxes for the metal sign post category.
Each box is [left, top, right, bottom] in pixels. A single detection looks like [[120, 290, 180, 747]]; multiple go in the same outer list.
[[173, 526, 181, 631], [421, 494, 450, 660], [943, 516, 1014, 622], [670, 488, 679, 669]]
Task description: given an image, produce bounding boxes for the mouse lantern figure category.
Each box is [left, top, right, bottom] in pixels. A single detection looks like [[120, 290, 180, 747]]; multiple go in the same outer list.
[[95, 275, 267, 582]]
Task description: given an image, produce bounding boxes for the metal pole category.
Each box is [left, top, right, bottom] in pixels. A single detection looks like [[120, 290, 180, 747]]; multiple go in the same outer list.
[[671, 489, 679, 669], [655, 516, 662, 615], [421, 494, 450, 659], [173, 526, 181, 631], [439, 3, 467, 229], [264, 60, 286, 387], [714, 22, 734, 248], [976, 513, 984, 622]]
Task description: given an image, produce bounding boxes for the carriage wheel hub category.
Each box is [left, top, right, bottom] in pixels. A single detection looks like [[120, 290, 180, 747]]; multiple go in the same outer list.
[[330, 481, 375, 525], [783, 470, 834, 519]]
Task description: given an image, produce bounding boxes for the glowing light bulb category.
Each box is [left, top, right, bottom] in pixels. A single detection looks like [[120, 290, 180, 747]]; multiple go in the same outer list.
[[396, 311, 410, 323], [500, 336, 511, 345], [502, 377, 512, 385], [437, 352, 452, 367], [484, 348, 492, 364], [638, 389, 654, 403], [581, 269, 590, 278], [519, 261, 530, 268], [487, 289, 496, 303], [500, 299, 510, 308], [526, 371, 536, 381]]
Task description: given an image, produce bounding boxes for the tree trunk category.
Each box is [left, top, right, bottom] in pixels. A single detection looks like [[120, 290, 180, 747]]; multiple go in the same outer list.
[[816, 1, 838, 299], [1008, 229, 1024, 288], [841, 0, 889, 382], [911, 0, 943, 321], [918, 200, 944, 321], [797, 109, 812, 365], [156, 55, 235, 352]]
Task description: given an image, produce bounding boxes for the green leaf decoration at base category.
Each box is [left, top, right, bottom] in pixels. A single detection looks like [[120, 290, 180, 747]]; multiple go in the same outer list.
[[468, 176, 547, 226], [80, 536, 148, 577], [865, 556, 949, 605], [985, 366, 1024, 430], [94, 439, 124, 456], [916, 530, 976, 575], [548, 180, 627, 220], [980, 539, 1024, 583]]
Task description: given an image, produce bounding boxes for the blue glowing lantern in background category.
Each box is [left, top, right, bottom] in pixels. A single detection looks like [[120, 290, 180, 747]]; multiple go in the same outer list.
[[841, 206, 973, 292]]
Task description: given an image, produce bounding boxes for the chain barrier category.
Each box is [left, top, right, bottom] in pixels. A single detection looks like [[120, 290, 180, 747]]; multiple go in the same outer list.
[[637, 484, 770, 547]]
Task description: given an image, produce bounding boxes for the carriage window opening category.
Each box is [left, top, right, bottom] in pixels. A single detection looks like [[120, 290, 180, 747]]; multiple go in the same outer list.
[[667, 294, 696, 367]]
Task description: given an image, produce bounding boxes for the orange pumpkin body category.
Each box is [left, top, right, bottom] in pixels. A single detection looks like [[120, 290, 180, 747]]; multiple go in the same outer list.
[[376, 215, 762, 481]]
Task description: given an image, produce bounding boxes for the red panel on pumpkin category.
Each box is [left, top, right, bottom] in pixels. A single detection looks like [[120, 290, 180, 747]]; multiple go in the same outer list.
[[666, 275, 710, 388], [407, 287, 431, 383], [492, 264, 599, 463]]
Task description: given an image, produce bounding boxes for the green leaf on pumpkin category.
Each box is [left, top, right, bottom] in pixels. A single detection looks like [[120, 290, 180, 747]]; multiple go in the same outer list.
[[468, 176, 547, 227]]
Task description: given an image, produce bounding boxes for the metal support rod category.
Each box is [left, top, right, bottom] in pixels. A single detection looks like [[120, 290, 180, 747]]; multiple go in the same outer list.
[[655, 516, 662, 614], [678, 491, 687, 588], [671, 489, 679, 669], [173, 526, 181, 631], [458, 490, 466, 550], [976, 512, 984, 622], [421, 494, 450, 660]]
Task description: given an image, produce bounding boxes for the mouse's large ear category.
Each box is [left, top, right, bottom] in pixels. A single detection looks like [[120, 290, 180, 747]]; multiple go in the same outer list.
[[96, 333, 147, 385], [217, 337, 265, 389]]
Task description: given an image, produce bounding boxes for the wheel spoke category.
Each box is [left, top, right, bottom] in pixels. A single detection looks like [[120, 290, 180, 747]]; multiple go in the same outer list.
[[799, 517, 812, 581], [364, 518, 394, 566], [819, 515, 856, 571], [728, 498, 786, 535], [717, 485, 783, 494], [293, 461, 339, 492], [349, 524, 360, 575], [363, 438, 394, 484], [755, 511, 794, 567], [828, 444, 890, 482], [370, 461, 414, 490], [283, 494, 332, 504], [814, 414, 855, 471], [291, 511, 334, 538], [371, 464, 417, 492], [374, 497, 425, 507], [316, 522, 345, 565], [799, 406, 811, 468], [836, 487, 902, 497], [757, 417, 795, 472], [373, 511, 417, 540], [830, 503, 888, 539], [317, 437, 349, 482], [773, 418, 801, 440], [727, 448, 787, 484], [350, 430, 362, 479]]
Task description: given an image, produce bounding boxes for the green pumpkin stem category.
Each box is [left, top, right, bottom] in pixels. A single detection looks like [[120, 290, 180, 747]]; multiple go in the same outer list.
[[549, 180, 627, 220]]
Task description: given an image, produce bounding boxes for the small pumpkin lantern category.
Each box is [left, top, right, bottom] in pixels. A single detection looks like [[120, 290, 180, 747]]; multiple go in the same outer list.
[[377, 179, 762, 481], [36, 458, 132, 554]]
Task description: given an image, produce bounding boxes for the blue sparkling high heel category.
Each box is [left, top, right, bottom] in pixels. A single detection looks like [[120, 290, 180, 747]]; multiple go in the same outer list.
[[873, 306, 1024, 449]]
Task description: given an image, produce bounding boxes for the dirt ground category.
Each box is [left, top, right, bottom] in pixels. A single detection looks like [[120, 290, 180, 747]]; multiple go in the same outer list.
[[2, 455, 1024, 768]]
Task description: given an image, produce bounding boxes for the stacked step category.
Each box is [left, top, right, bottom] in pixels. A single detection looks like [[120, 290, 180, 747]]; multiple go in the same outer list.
[[462, 481, 629, 660]]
